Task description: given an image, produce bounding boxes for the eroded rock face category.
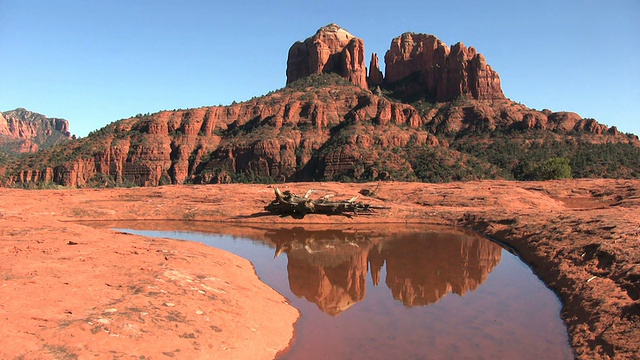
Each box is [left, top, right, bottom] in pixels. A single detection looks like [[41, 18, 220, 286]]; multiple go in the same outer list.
[[7, 85, 443, 187], [286, 24, 367, 88], [384, 33, 505, 101], [0, 108, 73, 153]]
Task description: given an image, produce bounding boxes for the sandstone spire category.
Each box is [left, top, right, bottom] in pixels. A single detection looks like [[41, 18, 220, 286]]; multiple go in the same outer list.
[[368, 52, 383, 87]]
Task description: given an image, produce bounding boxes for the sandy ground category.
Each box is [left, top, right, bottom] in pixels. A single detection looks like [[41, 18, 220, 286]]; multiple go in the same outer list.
[[0, 179, 638, 359]]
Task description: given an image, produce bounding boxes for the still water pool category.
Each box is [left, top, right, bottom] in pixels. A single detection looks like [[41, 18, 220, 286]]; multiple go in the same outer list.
[[114, 223, 573, 359]]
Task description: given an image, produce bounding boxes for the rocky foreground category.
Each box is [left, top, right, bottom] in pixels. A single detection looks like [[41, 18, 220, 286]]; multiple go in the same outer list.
[[0, 179, 638, 359]]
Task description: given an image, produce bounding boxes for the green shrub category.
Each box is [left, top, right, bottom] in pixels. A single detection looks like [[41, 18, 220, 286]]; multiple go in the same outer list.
[[534, 157, 572, 180], [514, 157, 572, 181]]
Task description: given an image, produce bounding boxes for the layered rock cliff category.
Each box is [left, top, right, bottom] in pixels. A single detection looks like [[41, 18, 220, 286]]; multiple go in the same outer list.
[[0, 108, 73, 153], [7, 80, 439, 187], [5, 76, 636, 187], [286, 24, 367, 88]]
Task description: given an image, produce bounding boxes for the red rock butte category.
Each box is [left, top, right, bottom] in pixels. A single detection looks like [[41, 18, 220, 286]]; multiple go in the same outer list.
[[286, 23, 367, 87], [287, 25, 505, 102], [381, 32, 505, 101]]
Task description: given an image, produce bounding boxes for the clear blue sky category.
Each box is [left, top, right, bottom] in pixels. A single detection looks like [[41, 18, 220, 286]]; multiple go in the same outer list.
[[1, 0, 638, 137]]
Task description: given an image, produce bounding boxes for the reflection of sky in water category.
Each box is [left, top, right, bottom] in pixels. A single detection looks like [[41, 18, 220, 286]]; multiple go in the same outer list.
[[116, 228, 573, 360]]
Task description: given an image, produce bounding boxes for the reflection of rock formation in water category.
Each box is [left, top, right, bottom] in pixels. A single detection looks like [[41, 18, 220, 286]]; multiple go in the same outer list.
[[368, 243, 385, 287], [265, 228, 502, 314], [287, 251, 368, 316], [269, 228, 372, 316], [379, 234, 502, 306]]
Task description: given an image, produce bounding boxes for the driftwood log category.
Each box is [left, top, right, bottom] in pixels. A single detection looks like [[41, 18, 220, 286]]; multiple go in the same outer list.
[[264, 188, 389, 218]]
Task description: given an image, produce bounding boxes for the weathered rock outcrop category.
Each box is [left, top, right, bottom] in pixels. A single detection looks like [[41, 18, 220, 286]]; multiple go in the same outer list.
[[286, 24, 367, 88], [286, 28, 503, 102], [421, 99, 632, 138], [0, 108, 73, 153], [383, 33, 505, 102]]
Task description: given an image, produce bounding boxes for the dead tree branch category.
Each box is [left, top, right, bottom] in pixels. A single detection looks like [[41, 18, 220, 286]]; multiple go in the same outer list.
[[264, 188, 390, 218]]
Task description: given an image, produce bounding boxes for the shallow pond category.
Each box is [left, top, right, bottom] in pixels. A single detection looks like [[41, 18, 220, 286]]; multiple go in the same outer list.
[[113, 223, 573, 359]]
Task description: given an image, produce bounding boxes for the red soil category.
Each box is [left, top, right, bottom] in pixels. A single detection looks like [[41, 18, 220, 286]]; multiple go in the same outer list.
[[0, 179, 638, 359]]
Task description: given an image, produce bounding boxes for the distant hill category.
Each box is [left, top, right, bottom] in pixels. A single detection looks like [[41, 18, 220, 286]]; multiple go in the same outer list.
[[3, 25, 639, 187], [0, 108, 73, 158]]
